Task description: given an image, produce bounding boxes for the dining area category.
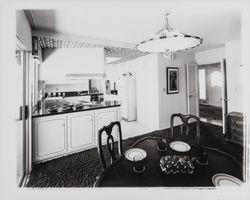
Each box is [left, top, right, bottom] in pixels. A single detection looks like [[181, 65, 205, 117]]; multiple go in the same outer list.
[[94, 114, 244, 187]]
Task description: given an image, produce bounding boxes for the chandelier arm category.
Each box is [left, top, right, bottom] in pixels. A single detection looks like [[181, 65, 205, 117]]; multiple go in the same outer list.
[[155, 27, 165, 35]]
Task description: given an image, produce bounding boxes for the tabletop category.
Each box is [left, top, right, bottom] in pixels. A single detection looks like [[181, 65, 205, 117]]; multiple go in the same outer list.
[[94, 137, 243, 187]]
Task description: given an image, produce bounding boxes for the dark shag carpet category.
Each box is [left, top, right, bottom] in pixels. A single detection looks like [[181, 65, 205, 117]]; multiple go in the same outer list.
[[26, 122, 243, 187], [200, 104, 222, 120]]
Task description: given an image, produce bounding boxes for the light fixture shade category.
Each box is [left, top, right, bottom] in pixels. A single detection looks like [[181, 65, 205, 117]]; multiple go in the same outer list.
[[136, 14, 203, 53]]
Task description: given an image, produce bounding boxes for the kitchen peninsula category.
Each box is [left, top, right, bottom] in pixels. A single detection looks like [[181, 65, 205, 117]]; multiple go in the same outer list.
[[32, 101, 121, 163]]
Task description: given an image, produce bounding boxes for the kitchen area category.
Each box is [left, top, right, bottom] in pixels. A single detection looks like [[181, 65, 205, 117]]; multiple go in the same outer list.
[[30, 37, 127, 163], [14, 8, 153, 187]]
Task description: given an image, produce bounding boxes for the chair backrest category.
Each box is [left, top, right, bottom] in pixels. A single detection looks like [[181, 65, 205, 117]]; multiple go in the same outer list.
[[170, 113, 200, 145], [97, 121, 123, 169]]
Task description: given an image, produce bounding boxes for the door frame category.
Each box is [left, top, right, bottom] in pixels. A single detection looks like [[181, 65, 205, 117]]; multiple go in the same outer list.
[[16, 37, 32, 187], [221, 59, 228, 134], [186, 60, 228, 134]]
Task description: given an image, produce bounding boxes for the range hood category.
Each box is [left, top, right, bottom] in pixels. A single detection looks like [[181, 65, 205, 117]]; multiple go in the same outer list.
[[65, 73, 106, 80]]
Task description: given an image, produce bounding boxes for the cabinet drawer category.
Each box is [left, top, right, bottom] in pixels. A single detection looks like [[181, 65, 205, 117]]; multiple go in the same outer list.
[[229, 118, 243, 126], [230, 134, 243, 145], [229, 126, 243, 134], [230, 130, 242, 139]]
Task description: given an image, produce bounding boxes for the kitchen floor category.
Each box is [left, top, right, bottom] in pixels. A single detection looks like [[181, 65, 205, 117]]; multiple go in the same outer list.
[[121, 119, 153, 139], [25, 122, 243, 187]]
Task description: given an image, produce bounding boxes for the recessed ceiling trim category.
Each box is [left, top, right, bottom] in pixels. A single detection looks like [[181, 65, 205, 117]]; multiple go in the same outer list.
[[32, 29, 136, 49], [23, 10, 37, 29]]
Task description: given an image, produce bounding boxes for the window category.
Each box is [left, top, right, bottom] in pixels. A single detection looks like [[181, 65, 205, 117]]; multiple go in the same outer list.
[[199, 69, 206, 101]]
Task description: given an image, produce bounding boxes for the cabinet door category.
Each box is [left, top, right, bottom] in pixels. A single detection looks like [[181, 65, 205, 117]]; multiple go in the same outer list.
[[96, 108, 119, 144], [68, 111, 95, 152], [33, 115, 67, 162]]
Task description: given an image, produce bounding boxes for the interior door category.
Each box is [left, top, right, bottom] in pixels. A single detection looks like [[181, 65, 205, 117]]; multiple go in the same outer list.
[[186, 63, 199, 116]]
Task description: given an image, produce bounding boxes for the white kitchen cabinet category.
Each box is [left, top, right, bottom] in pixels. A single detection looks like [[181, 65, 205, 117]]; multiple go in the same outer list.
[[95, 107, 120, 144], [32, 106, 121, 162], [33, 115, 67, 162], [67, 111, 95, 152]]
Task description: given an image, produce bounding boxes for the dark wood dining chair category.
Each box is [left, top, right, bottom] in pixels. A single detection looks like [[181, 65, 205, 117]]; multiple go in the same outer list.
[[97, 121, 123, 170], [170, 113, 200, 145]]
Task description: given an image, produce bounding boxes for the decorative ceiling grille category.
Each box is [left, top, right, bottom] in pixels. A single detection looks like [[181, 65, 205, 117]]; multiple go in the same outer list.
[[37, 36, 148, 64]]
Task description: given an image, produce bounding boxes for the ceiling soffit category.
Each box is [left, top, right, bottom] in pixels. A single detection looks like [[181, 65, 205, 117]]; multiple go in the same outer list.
[[33, 30, 148, 65]]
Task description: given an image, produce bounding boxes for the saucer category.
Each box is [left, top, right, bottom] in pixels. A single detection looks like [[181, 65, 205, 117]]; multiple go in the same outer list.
[[133, 166, 146, 173], [125, 148, 147, 161], [196, 159, 208, 165]]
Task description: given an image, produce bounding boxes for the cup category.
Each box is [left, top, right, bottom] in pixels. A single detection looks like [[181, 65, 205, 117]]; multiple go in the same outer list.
[[158, 138, 167, 151], [133, 155, 145, 173]]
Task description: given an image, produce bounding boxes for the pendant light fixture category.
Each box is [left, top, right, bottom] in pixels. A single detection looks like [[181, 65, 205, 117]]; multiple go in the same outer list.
[[136, 12, 203, 54]]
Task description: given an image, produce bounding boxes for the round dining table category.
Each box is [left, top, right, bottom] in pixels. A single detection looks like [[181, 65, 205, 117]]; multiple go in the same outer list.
[[94, 137, 243, 187]]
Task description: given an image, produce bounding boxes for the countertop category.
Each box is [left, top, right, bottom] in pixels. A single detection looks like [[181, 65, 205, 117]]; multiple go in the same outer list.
[[32, 101, 121, 118]]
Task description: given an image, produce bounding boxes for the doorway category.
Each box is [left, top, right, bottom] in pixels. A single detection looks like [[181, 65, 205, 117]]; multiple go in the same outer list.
[[198, 63, 223, 126]]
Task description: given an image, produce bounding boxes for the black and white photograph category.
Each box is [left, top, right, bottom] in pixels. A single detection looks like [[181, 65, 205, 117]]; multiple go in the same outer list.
[[167, 67, 179, 94], [0, 0, 250, 199]]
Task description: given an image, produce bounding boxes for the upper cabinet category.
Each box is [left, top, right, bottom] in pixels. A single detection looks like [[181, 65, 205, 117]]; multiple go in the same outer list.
[[39, 47, 105, 81]]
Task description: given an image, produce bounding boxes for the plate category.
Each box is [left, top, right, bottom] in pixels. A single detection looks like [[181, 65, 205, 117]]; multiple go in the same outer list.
[[169, 141, 191, 152], [212, 173, 243, 186], [125, 148, 147, 161]]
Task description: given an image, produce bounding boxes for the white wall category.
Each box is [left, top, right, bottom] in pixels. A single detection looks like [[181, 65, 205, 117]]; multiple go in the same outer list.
[[195, 47, 225, 65], [106, 54, 159, 131], [40, 48, 104, 81], [157, 52, 195, 129], [225, 40, 243, 112], [16, 10, 32, 51], [107, 52, 196, 131], [242, 8, 250, 132]]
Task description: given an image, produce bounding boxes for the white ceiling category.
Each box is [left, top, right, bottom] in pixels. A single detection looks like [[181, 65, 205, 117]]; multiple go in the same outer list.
[[29, 1, 241, 52]]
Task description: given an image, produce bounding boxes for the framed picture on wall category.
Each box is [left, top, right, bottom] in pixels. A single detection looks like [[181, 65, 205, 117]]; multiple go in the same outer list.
[[166, 67, 179, 94]]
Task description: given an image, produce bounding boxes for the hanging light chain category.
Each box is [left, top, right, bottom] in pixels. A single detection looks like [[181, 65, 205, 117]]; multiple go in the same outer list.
[[164, 12, 173, 32]]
